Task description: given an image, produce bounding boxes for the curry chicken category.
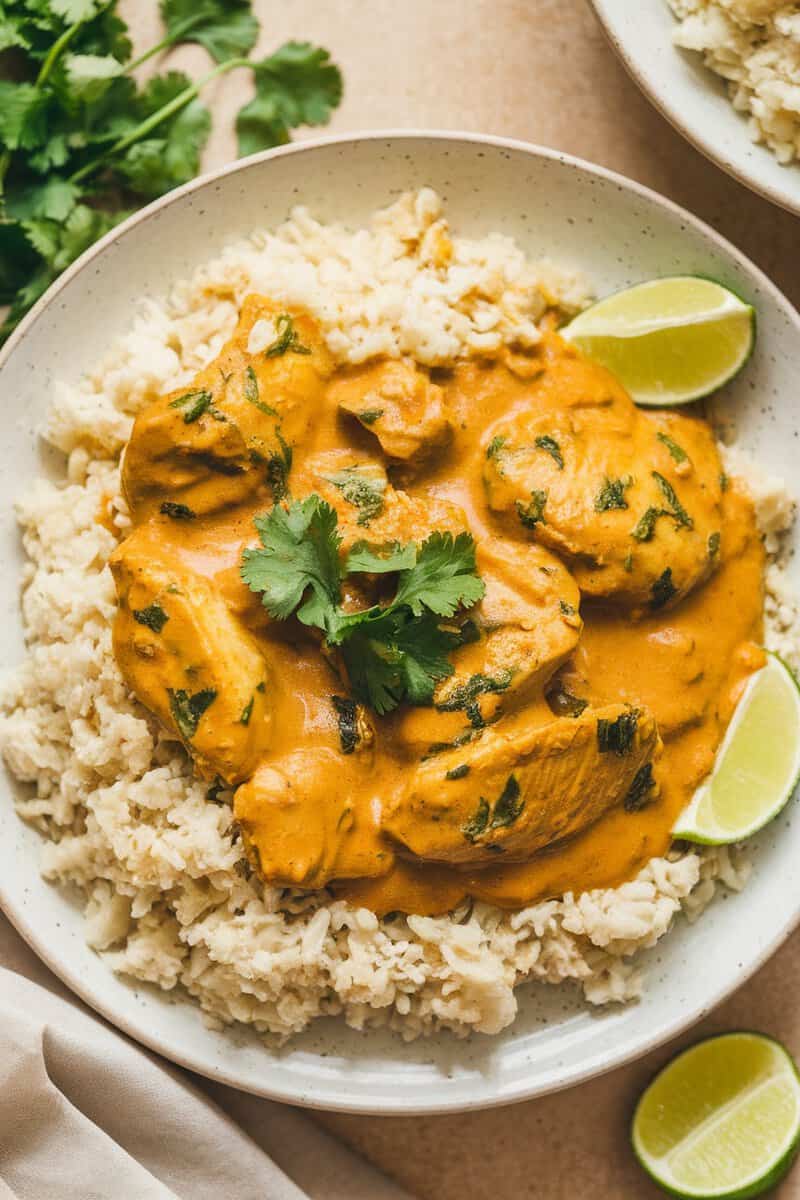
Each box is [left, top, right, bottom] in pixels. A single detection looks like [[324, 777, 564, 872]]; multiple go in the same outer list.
[[109, 295, 764, 916]]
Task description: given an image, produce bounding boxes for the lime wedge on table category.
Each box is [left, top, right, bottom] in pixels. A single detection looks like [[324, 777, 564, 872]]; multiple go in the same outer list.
[[673, 653, 800, 844], [632, 1033, 800, 1199], [562, 276, 755, 406]]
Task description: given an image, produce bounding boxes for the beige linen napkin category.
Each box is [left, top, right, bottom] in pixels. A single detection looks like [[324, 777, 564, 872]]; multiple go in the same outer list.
[[0, 924, 412, 1200]]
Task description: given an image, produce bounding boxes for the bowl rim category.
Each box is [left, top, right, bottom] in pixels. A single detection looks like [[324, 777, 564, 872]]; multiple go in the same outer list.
[[2, 129, 800, 1115], [588, 0, 800, 219]]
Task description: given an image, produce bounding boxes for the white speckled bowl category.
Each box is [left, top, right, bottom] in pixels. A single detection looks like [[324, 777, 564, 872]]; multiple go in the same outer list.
[[590, 0, 800, 217], [1, 133, 799, 1114]]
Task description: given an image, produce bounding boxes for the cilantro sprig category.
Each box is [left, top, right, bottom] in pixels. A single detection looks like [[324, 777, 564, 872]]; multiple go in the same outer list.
[[241, 495, 486, 714], [0, 1, 343, 341]]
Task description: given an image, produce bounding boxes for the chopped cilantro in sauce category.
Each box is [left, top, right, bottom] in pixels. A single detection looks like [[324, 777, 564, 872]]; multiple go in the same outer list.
[[132, 603, 169, 634], [265, 314, 311, 358]]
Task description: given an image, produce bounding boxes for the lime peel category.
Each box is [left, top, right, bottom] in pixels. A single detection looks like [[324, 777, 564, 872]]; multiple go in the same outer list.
[[673, 652, 800, 845]]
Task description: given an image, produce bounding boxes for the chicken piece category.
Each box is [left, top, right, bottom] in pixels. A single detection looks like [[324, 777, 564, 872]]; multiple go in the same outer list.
[[122, 295, 333, 521], [331, 359, 452, 467], [383, 703, 660, 867], [110, 523, 272, 784], [391, 534, 583, 754], [234, 750, 394, 889], [482, 335, 724, 612], [297, 448, 467, 552]]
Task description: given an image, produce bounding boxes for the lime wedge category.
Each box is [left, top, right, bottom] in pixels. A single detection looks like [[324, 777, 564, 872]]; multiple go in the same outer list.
[[562, 276, 755, 406], [632, 1033, 800, 1199], [673, 653, 800, 845]]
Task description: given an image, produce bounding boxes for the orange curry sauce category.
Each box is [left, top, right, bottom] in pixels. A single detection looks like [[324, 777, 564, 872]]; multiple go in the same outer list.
[[109, 296, 764, 916]]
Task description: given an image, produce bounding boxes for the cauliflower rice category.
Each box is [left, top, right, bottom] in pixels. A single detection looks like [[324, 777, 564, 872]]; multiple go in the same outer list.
[[0, 190, 796, 1042], [668, 0, 800, 164]]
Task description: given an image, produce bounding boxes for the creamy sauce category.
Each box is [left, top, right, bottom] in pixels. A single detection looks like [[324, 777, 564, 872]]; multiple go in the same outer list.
[[110, 296, 764, 916]]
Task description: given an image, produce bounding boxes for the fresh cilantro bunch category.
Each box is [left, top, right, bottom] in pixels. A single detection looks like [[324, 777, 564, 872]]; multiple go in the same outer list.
[[241, 495, 486, 714], [0, 0, 343, 340]]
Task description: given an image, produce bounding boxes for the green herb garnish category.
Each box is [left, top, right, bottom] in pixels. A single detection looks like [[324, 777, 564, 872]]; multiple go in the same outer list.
[[168, 687, 217, 740], [491, 775, 523, 828], [462, 798, 490, 842], [240, 696, 254, 725], [160, 501, 196, 521], [708, 531, 721, 560], [559, 599, 577, 617], [653, 472, 693, 529], [650, 567, 678, 610], [516, 489, 548, 529], [264, 313, 311, 358], [132, 603, 169, 634], [358, 409, 383, 425], [446, 764, 470, 781], [631, 506, 660, 542], [422, 728, 483, 760], [595, 476, 632, 512], [461, 775, 523, 842], [597, 709, 639, 756], [169, 389, 213, 423], [345, 541, 417, 574], [535, 435, 564, 470], [656, 432, 689, 465], [0, 7, 343, 344], [240, 496, 485, 714], [624, 763, 656, 812], [486, 435, 507, 460], [331, 695, 359, 754], [435, 670, 513, 728], [265, 431, 293, 502], [244, 365, 278, 415], [326, 467, 386, 527]]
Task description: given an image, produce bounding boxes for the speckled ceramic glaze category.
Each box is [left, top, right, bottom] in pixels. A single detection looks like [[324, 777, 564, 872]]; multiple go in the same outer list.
[[1, 133, 799, 1114], [590, 0, 800, 217]]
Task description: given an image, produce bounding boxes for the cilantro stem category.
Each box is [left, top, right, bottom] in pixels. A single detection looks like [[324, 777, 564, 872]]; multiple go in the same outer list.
[[36, 19, 86, 87], [69, 57, 251, 185], [125, 15, 208, 72]]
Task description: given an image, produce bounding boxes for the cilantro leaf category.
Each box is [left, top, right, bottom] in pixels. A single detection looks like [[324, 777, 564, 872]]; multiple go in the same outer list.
[[63, 53, 124, 104], [6, 177, 79, 221], [241, 496, 342, 625], [0, 221, 41, 304], [345, 541, 417, 574], [236, 41, 343, 155], [393, 531, 485, 617], [340, 613, 458, 714], [168, 686, 217, 740], [51, 0, 105, 22], [0, 82, 50, 151], [240, 496, 484, 714], [160, 0, 259, 64], [116, 99, 211, 198], [0, 4, 343, 344]]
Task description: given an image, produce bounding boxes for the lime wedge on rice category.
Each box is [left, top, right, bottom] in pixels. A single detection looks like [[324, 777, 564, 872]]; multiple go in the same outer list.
[[632, 1032, 800, 1199], [561, 276, 755, 406], [673, 653, 800, 845]]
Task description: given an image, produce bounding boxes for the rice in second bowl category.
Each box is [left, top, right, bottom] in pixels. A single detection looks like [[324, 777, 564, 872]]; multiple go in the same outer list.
[[668, 0, 800, 165], [0, 190, 795, 1042]]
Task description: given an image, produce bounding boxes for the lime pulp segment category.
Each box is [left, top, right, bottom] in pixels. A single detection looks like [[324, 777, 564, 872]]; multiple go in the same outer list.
[[632, 1033, 800, 1199]]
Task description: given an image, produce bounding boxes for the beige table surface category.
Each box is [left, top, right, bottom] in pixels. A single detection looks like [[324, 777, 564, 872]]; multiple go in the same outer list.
[[5, 2, 800, 1197]]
